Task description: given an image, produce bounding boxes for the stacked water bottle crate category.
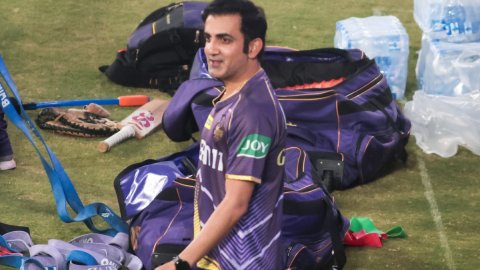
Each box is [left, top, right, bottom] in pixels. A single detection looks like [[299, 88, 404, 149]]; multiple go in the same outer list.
[[403, 0, 480, 157], [414, 0, 480, 95], [334, 16, 409, 99]]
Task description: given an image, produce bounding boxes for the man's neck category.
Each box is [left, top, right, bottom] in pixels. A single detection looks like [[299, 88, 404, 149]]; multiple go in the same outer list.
[[223, 63, 261, 95]]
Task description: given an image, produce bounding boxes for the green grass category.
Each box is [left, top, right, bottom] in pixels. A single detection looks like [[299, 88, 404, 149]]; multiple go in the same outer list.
[[1, 0, 480, 269]]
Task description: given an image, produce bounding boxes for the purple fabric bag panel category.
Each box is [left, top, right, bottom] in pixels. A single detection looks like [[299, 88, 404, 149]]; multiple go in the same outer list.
[[128, 2, 208, 49], [114, 143, 200, 220], [282, 147, 350, 268], [114, 161, 182, 220], [162, 78, 222, 142], [129, 179, 195, 270], [335, 61, 411, 186], [276, 89, 339, 153]]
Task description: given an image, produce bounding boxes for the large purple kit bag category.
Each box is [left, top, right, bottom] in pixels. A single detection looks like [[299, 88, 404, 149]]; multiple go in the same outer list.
[[114, 143, 349, 270], [113, 144, 198, 270], [164, 47, 411, 190]]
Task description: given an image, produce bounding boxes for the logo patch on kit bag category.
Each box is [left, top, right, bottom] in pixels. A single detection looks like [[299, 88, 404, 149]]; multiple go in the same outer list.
[[237, 134, 271, 159]]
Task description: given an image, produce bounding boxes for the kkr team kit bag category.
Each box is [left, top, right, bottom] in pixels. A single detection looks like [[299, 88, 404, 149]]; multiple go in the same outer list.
[[163, 47, 412, 191], [114, 142, 349, 270], [99, 1, 208, 95]]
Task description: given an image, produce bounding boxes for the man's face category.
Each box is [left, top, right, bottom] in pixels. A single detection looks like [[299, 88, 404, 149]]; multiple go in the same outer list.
[[204, 14, 249, 83]]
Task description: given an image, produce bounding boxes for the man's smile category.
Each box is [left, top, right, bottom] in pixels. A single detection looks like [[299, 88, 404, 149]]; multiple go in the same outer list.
[[208, 59, 223, 68]]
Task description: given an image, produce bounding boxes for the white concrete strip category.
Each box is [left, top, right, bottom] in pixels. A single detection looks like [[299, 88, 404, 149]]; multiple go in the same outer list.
[[418, 158, 456, 270]]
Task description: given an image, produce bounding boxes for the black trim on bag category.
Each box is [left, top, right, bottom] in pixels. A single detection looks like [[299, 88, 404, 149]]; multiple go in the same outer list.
[[283, 198, 326, 215], [156, 188, 180, 201], [152, 243, 187, 269], [337, 88, 393, 115], [192, 91, 217, 107], [155, 178, 195, 201], [276, 90, 336, 101], [369, 97, 404, 135]]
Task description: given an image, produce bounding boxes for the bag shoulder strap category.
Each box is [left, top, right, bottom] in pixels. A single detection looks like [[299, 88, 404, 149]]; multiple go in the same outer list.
[[0, 54, 127, 237], [308, 152, 347, 270]]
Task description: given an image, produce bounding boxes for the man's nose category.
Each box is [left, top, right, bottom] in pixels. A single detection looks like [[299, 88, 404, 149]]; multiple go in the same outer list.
[[205, 39, 219, 55]]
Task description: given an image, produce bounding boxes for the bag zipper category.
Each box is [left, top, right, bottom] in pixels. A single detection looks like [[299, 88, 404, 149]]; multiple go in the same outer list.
[[345, 72, 384, 99], [276, 89, 336, 101]]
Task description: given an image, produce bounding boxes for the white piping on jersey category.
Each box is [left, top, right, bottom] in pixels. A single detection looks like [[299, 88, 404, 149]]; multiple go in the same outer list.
[[264, 78, 287, 140], [219, 231, 281, 270], [200, 185, 215, 208], [234, 194, 282, 238], [275, 193, 284, 208], [236, 213, 273, 239], [227, 94, 242, 131]]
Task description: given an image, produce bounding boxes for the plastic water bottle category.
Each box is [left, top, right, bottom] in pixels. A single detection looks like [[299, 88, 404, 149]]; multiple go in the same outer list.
[[417, 35, 480, 96], [414, 0, 480, 43], [334, 16, 409, 99], [404, 90, 480, 157], [414, 0, 443, 34], [453, 50, 480, 91], [443, 1, 467, 41]]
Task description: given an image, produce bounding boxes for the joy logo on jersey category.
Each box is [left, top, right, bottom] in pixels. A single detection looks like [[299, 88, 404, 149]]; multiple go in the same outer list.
[[237, 134, 271, 159]]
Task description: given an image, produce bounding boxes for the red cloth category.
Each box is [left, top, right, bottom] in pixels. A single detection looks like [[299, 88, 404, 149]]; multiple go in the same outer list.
[[343, 230, 388, 248]]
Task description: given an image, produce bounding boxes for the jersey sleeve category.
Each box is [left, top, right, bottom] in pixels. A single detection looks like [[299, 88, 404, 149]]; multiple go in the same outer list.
[[225, 108, 275, 184]]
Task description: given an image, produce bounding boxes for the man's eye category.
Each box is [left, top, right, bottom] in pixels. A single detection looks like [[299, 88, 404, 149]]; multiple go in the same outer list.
[[205, 36, 211, 42], [222, 38, 232, 44]]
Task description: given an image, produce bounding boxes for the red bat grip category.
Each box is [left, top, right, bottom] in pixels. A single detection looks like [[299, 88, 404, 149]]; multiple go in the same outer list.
[[117, 95, 150, 107]]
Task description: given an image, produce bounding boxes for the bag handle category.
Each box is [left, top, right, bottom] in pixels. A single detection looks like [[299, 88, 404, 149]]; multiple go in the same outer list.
[[309, 154, 347, 270]]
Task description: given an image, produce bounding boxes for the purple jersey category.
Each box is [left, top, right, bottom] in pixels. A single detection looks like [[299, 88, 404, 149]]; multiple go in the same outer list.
[[195, 69, 287, 270]]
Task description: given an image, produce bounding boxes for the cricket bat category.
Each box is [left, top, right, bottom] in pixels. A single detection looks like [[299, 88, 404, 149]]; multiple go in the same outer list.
[[98, 98, 170, 152]]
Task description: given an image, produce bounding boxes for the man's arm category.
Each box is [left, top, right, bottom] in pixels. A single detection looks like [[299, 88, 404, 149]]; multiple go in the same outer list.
[[155, 178, 255, 270]]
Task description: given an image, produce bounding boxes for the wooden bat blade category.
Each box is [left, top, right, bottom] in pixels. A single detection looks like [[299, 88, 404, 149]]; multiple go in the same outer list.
[[121, 98, 170, 139], [98, 99, 170, 152]]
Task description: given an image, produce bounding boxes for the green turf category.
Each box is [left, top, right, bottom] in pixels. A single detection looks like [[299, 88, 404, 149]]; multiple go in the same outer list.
[[1, 0, 480, 269]]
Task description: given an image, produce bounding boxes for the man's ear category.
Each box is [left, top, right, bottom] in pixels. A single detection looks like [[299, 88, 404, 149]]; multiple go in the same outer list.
[[248, 38, 263, 59]]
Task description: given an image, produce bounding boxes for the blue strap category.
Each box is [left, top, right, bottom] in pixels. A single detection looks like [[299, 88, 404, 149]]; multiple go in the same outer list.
[[0, 256, 46, 270], [0, 54, 127, 237], [0, 235, 16, 252], [65, 250, 98, 266], [1, 234, 43, 270]]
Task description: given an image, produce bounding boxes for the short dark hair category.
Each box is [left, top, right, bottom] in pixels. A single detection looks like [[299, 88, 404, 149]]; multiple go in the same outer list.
[[202, 0, 267, 58]]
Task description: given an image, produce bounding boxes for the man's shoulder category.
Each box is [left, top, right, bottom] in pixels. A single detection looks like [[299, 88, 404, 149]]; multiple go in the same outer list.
[[246, 69, 272, 90], [230, 69, 282, 121], [243, 71, 276, 101]]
